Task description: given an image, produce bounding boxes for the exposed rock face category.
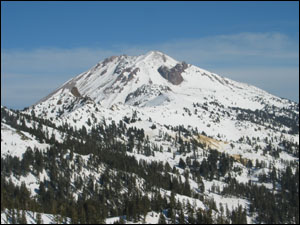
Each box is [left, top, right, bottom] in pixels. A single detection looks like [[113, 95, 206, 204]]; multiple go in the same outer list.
[[70, 87, 82, 98], [158, 62, 188, 85], [100, 69, 107, 76], [125, 84, 171, 104], [114, 67, 140, 85], [102, 56, 118, 67], [128, 68, 140, 82]]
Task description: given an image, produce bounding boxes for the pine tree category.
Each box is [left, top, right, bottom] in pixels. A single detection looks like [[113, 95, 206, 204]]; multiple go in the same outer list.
[[183, 178, 191, 197], [188, 211, 195, 224], [179, 209, 185, 224], [179, 158, 186, 169], [158, 213, 167, 224], [36, 213, 43, 224], [11, 209, 16, 224], [119, 216, 125, 224], [20, 210, 27, 224], [196, 210, 203, 224]]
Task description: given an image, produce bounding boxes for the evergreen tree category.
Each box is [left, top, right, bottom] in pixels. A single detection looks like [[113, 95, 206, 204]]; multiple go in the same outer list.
[[158, 213, 167, 224], [179, 158, 186, 169], [11, 209, 16, 224], [36, 213, 43, 224], [179, 209, 185, 224], [20, 210, 27, 224]]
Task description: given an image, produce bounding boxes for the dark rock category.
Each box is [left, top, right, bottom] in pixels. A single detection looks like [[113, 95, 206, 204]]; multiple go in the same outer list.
[[128, 68, 140, 82], [71, 87, 82, 98], [102, 56, 118, 67], [100, 69, 107, 76], [158, 62, 188, 85]]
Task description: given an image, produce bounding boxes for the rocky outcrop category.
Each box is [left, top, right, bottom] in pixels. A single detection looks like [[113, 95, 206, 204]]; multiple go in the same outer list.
[[102, 56, 118, 67], [71, 87, 82, 98], [100, 69, 107, 76], [114, 67, 140, 85], [125, 84, 171, 104], [158, 62, 188, 85], [127, 68, 140, 82]]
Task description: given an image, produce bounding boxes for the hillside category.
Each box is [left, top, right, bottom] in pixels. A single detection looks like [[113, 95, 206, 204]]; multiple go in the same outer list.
[[1, 51, 299, 224]]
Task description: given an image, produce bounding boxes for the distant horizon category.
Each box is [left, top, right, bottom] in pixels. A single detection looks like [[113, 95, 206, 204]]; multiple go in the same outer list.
[[1, 1, 299, 109]]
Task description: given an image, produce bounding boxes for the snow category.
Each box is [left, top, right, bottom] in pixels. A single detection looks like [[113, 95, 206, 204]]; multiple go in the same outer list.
[[1, 123, 49, 159], [30, 50, 296, 112], [25, 51, 298, 154], [2, 51, 298, 224], [105, 211, 160, 224], [1, 209, 70, 224]]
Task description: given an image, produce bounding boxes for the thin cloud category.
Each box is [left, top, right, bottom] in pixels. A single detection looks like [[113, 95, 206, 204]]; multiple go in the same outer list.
[[1, 48, 118, 74], [156, 32, 298, 65], [212, 67, 299, 101]]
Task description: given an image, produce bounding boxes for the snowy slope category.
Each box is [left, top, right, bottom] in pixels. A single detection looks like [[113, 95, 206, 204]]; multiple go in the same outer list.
[[26, 51, 298, 143], [1, 209, 70, 224], [20, 50, 297, 167], [2, 52, 298, 224], [20, 51, 298, 172], [32, 50, 295, 111], [1, 123, 49, 159]]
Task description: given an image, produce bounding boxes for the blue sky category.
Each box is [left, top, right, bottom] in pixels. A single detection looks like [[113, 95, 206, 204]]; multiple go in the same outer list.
[[1, 1, 299, 109]]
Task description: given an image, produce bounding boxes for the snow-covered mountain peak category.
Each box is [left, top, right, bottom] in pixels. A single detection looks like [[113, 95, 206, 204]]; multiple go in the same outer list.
[[143, 50, 167, 59], [2, 50, 299, 225], [31, 50, 298, 118], [35, 51, 187, 107]]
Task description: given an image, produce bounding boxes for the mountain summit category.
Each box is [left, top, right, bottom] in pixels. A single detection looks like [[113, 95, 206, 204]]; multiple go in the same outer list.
[[28, 50, 298, 142], [35, 51, 293, 110], [37, 50, 185, 108]]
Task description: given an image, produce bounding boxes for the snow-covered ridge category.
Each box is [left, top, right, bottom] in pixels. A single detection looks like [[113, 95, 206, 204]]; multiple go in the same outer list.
[[1, 51, 299, 224], [26, 50, 298, 143], [32, 51, 296, 112]]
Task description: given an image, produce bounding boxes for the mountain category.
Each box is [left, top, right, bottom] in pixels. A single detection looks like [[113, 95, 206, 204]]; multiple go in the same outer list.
[[28, 50, 298, 142], [35, 50, 294, 109], [1, 51, 299, 224]]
